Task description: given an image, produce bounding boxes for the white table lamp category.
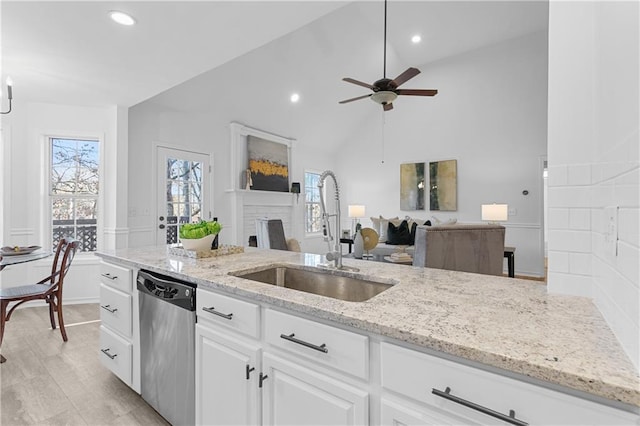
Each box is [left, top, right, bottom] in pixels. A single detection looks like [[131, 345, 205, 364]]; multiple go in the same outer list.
[[348, 205, 366, 237], [482, 204, 508, 224]]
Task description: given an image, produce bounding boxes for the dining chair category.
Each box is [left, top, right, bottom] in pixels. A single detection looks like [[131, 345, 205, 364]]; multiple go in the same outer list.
[[0, 238, 79, 363]]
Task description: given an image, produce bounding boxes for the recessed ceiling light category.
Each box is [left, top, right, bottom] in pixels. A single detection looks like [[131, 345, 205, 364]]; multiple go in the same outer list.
[[290, 93, 300, 103], [411, 34, 422, 44], [109, 10, 136, 26]]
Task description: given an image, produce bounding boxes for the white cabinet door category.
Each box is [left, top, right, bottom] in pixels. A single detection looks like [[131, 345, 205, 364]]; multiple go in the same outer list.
[[262, 353, 368, 426], [195, 324, 261, 426]]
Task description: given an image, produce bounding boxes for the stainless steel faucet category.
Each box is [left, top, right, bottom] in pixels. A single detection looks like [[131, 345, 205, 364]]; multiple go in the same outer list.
[[318, 170, 342, 268]]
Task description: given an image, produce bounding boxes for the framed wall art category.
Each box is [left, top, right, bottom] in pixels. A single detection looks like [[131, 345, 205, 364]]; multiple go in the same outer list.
[[429, 159, 457, 211], [400, 162, 426, 210], [247, 135, 289, 192]]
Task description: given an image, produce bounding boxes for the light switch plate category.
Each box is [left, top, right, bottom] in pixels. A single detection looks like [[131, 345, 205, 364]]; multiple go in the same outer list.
[[604, 206, 619, 257]]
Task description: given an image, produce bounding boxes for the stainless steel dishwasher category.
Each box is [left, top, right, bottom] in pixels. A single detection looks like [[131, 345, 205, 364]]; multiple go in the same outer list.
[[137, 269, 196, 426]]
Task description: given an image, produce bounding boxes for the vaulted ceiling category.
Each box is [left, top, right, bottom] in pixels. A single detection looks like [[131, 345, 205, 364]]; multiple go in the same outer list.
[[2, 1, 548, 110]]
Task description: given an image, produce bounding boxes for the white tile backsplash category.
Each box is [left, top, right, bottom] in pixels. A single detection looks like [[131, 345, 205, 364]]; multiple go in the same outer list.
[[567, 164, 592, 185], [548, 250, 569, 273], [569, 252, 592, 275], [618, 208, 639, 246], [547, 208, 569, 229], [547, 164, 568, 187], [547, 271, 593, 297], [569, 208, 591, 230], [548, 229, 592, 252], [547, 186, 592, 208]]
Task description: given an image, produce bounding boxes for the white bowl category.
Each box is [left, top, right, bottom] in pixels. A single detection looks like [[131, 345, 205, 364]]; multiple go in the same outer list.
[[180, 234, 216, 251]]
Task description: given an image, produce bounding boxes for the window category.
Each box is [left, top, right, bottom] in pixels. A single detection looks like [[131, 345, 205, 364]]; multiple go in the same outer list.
[[50, 137, 99, 252], [304, 171, 322, 234]]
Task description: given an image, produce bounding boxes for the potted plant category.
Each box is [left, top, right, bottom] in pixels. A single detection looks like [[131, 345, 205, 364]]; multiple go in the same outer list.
[[179, 220, 222, 251]]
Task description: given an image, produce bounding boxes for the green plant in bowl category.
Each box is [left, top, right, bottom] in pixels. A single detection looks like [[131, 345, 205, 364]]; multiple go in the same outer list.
[[179, 220, 222, 251], [179, 220, 222, 239]]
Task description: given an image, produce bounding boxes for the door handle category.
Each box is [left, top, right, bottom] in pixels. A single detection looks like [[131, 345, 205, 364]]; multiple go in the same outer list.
[[159, 224, 165, 229]]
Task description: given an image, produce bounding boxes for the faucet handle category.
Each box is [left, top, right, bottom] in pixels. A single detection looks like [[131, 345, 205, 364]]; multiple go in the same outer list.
[[326, 251, 339, 262]]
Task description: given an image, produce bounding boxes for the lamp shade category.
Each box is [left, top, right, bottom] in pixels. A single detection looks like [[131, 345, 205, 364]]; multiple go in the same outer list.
[[481, 204, 508, 222], [348, 205, 366, 218]]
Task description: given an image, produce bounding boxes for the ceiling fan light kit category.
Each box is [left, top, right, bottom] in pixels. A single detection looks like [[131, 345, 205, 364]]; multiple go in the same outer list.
[[339, 0, 438, 111], [371, 91, 397, 105]]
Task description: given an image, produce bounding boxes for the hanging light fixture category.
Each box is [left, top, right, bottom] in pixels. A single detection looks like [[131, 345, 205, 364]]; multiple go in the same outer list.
[[1, 77, 13, 115]]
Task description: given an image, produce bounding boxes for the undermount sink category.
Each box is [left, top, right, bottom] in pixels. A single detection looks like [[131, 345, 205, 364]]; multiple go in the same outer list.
[[231, 266, 394, 302]]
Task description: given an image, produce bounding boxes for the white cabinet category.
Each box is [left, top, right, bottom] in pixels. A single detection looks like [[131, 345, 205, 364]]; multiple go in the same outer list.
[[380, 342, 638, 426], [195, 323, 261, 426], [262, 352, 368, 426], [195, 291, 370, 426], [98, 261, 139, 391]]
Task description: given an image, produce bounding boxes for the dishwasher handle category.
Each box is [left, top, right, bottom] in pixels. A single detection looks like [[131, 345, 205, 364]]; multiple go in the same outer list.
[[137, 269, 196, 311]]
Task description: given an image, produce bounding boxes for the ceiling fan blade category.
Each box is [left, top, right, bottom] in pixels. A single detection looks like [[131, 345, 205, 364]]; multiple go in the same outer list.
[[383, 102, 394, 111], [339, 93, 373, 104], [397, 89, 438, 96], [343, 78, 375, 90], [391, 67, 421, 88]]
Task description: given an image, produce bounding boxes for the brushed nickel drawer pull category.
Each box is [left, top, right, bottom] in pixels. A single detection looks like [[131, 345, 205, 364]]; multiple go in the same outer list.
[[101, 348, 118, 360], [203, 306, 233, 320], [432, 387, 528, 426], [100, 304, 118, 313], [280, 333, 328, 353], [101, 273, 118, 280]]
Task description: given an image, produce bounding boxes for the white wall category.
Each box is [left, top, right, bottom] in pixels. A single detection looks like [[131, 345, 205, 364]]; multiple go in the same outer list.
[[127, 106, 337, 253], [547, 1, 639, 369], [336, 32, 549, 277], [0, 101, 125, 305]]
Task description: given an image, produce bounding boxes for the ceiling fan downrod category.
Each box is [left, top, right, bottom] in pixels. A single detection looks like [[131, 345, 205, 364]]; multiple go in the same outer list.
[[383, 0, 387, 79]]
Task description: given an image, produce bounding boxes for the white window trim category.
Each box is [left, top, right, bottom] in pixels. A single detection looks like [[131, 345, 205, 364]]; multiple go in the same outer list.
[[42, 132, 104, 255]]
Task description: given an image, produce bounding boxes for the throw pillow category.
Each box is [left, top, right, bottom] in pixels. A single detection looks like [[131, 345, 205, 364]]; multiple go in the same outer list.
[[370, 216, 381, 236], [372, 215, 398, 243], [386, 220, 412, 245]]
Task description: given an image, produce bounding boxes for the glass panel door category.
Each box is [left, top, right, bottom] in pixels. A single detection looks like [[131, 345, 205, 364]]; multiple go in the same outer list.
[[156, 147, 210, 245]]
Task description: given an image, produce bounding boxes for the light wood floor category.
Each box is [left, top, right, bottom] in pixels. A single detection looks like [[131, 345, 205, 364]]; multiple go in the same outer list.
[[0, 303, 168, 425]]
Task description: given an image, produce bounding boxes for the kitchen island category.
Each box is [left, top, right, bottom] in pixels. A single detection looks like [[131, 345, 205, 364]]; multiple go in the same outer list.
[[96, 245, 639, 423]]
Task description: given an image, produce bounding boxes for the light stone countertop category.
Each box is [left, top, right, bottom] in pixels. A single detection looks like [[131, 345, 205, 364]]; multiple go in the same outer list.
[[95, 246, 640, 408]]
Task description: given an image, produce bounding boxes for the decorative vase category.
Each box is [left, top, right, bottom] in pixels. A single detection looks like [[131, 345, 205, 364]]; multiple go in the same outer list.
[[181, 234, 216, 251], [353, 230, 364, 259]]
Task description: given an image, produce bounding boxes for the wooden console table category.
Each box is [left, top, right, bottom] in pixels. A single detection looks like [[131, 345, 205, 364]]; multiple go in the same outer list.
[[504, 246, 516, 278]]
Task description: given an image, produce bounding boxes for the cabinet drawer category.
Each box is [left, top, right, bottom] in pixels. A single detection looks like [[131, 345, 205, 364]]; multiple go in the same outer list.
[[99, 284, 132, 337], [197, 289, 260, 339], [99, 325, 132, 385], [264, 309, 368, 380], [100, 262, 132, 293], [381, 343, 637, 426]]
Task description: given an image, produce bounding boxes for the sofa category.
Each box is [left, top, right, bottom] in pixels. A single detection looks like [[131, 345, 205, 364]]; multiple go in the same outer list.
[[412, 224, 506, 276]]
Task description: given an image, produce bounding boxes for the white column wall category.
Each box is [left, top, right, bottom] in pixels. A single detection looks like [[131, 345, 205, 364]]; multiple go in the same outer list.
[[547, 1, 639, 370]]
